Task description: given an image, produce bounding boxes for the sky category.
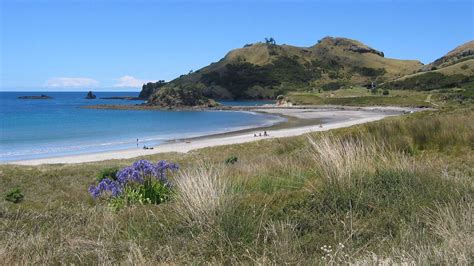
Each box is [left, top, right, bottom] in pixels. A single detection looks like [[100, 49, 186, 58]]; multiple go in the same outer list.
[[1, 0, 473, 91]]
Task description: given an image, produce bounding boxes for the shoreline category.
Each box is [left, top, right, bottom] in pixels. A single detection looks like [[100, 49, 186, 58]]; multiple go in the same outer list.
[[6, 106, 423, 166]]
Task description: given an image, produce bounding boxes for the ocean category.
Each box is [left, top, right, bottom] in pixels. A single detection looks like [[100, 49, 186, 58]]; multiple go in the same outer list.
[[0, 91, 282, 162]]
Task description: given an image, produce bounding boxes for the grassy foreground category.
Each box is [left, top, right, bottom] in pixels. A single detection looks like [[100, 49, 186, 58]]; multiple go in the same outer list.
[[1, 107, 473, 264]]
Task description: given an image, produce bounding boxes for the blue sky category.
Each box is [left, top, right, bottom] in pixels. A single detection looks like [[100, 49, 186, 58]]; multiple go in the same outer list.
[[1, 0, 473, 91]]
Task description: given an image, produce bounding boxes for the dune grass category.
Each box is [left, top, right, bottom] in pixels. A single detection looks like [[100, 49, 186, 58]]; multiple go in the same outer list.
[[0, 107, 473, 264]]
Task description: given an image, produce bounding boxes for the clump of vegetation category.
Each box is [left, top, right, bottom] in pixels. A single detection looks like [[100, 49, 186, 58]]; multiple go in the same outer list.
[[353, 66, 386, 77], [96, 167, 119, 182], [225, 155, 238, 165], [383, 89, 390, 95], [88, 160, 179, 210], [5, 188, 24, 203]]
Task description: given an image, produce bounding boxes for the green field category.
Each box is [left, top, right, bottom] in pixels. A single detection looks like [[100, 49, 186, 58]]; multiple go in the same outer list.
[[286, 86, 474, 107], [1, 105, 473, 264], [288, 91, 430, 107]]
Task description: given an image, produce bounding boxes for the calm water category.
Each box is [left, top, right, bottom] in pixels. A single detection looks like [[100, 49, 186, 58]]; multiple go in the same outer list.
[[0, 92, 284, 162]]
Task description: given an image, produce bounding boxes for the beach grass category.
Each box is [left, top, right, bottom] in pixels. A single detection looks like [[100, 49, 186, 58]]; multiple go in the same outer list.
[[0, 106, 473, 264]]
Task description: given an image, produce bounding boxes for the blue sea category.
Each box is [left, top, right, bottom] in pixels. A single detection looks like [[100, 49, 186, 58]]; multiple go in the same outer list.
[[0, 92, 282, 162]]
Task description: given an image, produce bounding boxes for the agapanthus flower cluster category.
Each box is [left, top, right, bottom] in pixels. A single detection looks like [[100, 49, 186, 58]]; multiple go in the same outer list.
[[88, 159, 179, 199], [88, 178, 122, 198]]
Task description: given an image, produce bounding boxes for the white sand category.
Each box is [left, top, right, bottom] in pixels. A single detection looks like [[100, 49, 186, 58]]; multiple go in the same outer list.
[[7, 106, 420, 165]]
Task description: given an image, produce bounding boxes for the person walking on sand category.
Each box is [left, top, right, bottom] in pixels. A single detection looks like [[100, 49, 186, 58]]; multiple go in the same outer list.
[[264, 131, 268, 137]]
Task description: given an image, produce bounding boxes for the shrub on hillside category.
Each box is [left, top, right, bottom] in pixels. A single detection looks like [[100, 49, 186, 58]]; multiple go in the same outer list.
[[5, 188, 24, 203], [225, 155, 238, 165], [96, 167, 119, 182]]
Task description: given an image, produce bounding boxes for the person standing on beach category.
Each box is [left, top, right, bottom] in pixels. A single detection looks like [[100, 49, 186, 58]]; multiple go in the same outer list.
[[136, 138, 139, 148]]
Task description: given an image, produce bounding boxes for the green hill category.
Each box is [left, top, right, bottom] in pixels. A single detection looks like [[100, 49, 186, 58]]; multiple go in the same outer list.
[[421, 40, 474, 71], [140, 37, 474, 106], [384, 41, 474, 91], [140, 37, 422, 104]]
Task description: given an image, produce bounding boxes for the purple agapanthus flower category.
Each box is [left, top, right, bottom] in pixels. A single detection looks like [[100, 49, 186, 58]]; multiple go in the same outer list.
[[88, 178, 122, 198], [116, 166, 144, 185], [89, 159, 179, 199]]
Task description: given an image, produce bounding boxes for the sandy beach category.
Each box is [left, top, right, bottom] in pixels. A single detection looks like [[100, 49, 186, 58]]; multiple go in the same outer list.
[[8, 106, 421, 165]]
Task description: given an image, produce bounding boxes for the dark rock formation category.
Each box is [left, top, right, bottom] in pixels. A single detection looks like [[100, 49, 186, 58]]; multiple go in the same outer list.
[[18, 94, 53, 99], [100, 96, 140, 100], [347, 45, 384, 57], [85, 91, 96, 99]]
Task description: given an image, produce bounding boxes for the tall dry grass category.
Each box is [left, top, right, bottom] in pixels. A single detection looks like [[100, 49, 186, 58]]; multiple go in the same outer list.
[[307, 133, 413, 188], [172, 164, 228, 227]]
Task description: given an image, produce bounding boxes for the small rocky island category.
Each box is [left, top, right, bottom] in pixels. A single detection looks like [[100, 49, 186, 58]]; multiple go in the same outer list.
[[85, 91, 96, 99], [18, 94, 53, 100]]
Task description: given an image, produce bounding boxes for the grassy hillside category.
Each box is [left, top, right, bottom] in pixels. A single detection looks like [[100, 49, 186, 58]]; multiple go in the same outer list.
[[137, 39, 474, 107], [380, 41, 474, 95], [1, 107, 473, 264], [141, 37, 422, 102], [286, 88, 432, 107], [423, 40, 474, 70], [383, 59, 474, 94]]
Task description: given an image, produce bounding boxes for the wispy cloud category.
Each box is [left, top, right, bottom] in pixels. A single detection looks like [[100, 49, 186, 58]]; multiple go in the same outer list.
[[45, 77, 99, 87], [113, 75, 146, 88]]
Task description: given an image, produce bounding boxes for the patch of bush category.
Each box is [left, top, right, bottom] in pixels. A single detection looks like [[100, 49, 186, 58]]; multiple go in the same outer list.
[[383, 89, 389, 95], [199, 56, 320, 99], [5, 188, 24, 203], [225, 156, 238, 165], [96, 167, 119, 182], [321, 81, 347, 91], [353, 66, 386, 77]]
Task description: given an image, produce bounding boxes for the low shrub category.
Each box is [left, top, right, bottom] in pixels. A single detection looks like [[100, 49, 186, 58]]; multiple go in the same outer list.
[[96, 167, 119, 182], [5, 188, 24, 203], [225, 155, 238, 165], [88, 160, 179, 210]]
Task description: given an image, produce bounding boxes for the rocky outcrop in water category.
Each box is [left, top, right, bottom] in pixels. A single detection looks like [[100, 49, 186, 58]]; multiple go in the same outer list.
[[18, 94, 53, 99], [85, 91, 96, 99], [100, 96, 140, 100]]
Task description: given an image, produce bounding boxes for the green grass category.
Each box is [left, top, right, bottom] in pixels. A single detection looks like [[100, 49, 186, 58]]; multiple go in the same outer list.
[[287, 90, 431, 107], [1, 107, 473, 264]]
